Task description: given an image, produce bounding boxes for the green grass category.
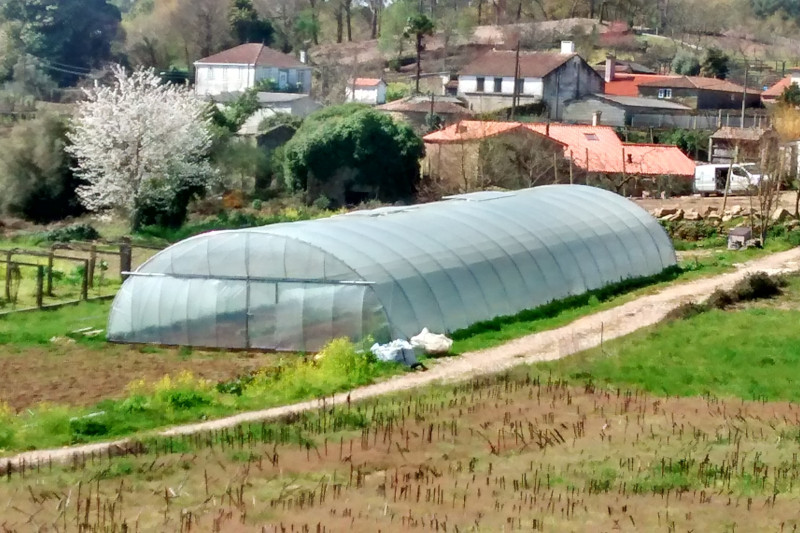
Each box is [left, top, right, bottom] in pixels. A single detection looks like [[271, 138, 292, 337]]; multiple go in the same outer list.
[[0, 299, 110, 347], [541, 305, 800, 403]]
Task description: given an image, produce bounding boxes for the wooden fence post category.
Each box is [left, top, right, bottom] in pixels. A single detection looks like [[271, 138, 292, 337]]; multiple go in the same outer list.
[[4, 250, 12, 302], [88, 245, 97, 289], [47, 248, 54, 296], [36, 266, 44, 309], [119, 238, 132, 281], [81, 260, 89, 301]]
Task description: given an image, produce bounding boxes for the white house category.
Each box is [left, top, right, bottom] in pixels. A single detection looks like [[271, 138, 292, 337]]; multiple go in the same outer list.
[[194, 43, 312, 97], [457, 41, 604, 119], [345, 78, 387, 105]]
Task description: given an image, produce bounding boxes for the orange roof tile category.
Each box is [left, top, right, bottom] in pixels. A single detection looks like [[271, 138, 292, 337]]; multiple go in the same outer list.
[[621, 144, 696, 177], [424, 120, 695, 176], [604, 74, 680, 97], [762, 76, 793, 99], [351, 78, 384, 87], [423, 120, 530, 143], [526, 123, 627, 173]]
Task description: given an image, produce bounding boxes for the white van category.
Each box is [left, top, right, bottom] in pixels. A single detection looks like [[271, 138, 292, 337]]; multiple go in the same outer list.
[[694, 163, 763, 196]]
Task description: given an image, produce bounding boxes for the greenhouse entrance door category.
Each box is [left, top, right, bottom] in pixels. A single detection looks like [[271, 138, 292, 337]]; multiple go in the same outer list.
[[246, 280, 386, 352]]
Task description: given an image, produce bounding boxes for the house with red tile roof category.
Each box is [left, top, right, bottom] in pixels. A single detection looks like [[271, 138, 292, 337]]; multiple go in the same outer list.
[[456, 42, 604, 119], [345, 78, 387, 105], [422, 120, 696, 194], [194, 43, 311, 97], [762, 71, 800, 106]]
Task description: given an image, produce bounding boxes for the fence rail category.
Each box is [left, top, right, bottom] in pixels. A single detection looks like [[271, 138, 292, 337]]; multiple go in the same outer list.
[[0, 239, 160, 313]]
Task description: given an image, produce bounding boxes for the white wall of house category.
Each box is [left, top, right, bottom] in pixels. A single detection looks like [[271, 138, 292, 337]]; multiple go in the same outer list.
[[458, 75, 543, 97], [195, 64, 312, 96], [195, 65, 255, 96], [345, 83, 387, 105]]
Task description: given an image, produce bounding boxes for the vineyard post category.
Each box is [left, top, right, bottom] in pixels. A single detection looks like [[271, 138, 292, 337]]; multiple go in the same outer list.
[[88, 244, 97, 289], [47, 247, 55, 296], [4, 250, 12, 301], [36, 265, 44, 308], [81, 259, 89, 300], [119, 238, 132, 281]]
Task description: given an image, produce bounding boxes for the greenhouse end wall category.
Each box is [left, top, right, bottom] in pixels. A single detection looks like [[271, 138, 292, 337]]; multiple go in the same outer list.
[[108, 185, 676, 352]]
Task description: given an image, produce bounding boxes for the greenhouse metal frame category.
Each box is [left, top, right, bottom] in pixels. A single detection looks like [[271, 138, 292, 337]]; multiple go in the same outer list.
[[108, 185, 676, 352]]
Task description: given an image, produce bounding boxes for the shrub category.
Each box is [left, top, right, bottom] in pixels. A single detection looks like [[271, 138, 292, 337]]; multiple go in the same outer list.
[[663, 302, 707, 322], [730, 272, 782, 302], [43, 223, 100, 243], [0, 402, 15, 450], [706, 289, 734, 310]]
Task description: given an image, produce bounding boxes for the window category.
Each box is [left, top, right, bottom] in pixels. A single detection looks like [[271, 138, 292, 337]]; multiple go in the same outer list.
[[494, 77, 502, 93], [476, 77, 485, 92], [207, 68, 214, 80], [658, 88, 673, 99], [515, 78, 524, 94], [584, 133, 599, 141]]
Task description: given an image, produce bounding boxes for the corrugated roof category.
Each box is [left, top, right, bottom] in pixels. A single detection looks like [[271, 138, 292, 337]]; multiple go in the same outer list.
[[621, 144, 696, 177], [638, 76, 761, 95], [605, 74, 680, 97], [594, 94, 691, 110], [710, 126, 767, 141], [196, 43, 308, 69], [459, 50, 574, 78]]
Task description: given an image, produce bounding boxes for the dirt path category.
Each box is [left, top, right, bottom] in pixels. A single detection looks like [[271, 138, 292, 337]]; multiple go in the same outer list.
[[5, 247, 800, 467]]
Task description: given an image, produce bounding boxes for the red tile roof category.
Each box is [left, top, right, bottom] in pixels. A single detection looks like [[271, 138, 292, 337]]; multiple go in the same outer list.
[[351, 78, 384, 87], [526, 123, 628, 173], [423, 121, 536, 143], [196, 43, 307, 69], [605, 74, 680, 96], [762, 76, 793, 100], [459, 50, 575, 78], [638, 76, 761, 95], [621, 144, 696, 177], [423, 120, 695, 176]]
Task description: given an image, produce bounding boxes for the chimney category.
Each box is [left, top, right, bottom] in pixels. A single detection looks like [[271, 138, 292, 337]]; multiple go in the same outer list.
[[627, 153, 633, 164], [560, 41, 575, 55], [604, 55, 616, 83], [299, 50, 307, 64], [592, 111, 602, 126]]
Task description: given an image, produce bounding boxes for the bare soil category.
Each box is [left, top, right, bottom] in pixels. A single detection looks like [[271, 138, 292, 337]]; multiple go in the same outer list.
[[633, 191, 799, 215], [0, 344, 277, 411]]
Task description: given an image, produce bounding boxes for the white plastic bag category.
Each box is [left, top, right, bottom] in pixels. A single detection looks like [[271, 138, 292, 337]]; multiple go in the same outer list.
[[410, 327, 453, 355], [370, 339, 418, 366]]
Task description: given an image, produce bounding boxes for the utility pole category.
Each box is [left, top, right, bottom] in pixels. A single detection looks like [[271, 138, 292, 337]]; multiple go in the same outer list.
[[741, 59, 749, 129], [510, 36, 521, 120]]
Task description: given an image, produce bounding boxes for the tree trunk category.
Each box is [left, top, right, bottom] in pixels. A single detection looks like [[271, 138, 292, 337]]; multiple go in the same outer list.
[[335, 4, 343, 43], [589, 0, 595, 18], [415, 34, 422, 94], [309, 0, 319, 45], [477, 0, 483, 25], [370, 4, 378, 39], [345, 0, 352, 42], [516, 0, 522, 21]]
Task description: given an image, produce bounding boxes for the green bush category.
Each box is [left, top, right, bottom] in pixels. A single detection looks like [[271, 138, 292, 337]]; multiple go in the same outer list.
[[43, 223, 100, 243]]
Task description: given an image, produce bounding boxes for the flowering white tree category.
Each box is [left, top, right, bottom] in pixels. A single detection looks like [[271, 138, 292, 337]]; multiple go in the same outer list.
[[67, 65, 214, 227]]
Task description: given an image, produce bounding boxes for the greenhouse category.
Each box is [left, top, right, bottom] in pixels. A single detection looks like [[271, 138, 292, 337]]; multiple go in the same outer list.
[[108, 185, 676, 352]]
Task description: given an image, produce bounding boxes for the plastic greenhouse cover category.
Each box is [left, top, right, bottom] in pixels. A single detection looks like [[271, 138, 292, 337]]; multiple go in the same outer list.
[[108, 185, 676, 352]]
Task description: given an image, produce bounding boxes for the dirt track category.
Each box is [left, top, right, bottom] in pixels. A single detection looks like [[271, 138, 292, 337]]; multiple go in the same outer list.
[[5, 247, 800, 467]]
